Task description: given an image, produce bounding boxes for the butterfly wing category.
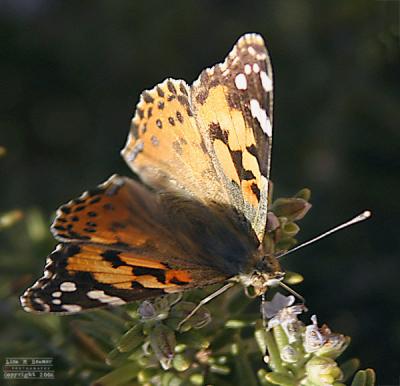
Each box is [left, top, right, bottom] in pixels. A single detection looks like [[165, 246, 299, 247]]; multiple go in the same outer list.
[[121, 79, 232, 206], [122, 34, 273, 242], [21, 175, 250, 313], [191, 34, 273, 241]]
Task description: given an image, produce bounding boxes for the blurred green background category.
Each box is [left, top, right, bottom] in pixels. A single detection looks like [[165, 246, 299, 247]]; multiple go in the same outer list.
[[1, 0, 399, 384]]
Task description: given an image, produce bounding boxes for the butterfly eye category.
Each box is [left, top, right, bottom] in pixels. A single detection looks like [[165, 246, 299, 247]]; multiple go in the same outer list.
[[274, 271, 285, 280]]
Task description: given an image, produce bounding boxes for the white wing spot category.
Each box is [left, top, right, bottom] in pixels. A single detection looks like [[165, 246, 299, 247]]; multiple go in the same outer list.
[[260, 71, 273, 92], [253, 63, 260, 73], [206, 67, 215, 76], [234, 73, 247, 90], [60, 281, 77, 292], [126, 140, 144, 162], [52, 299, 61, 305], [250, 99, 272, 137], [52, 291, 62, 298], [248, 46, 256, 56], [244, 64, 252, 74], [87, 290, 126, 305], [219, 60, 228, 72], [62, 304, 82, 313]]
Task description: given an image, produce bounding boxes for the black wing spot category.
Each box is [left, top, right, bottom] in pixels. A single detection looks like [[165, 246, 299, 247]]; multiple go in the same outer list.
[[209, 122, 228, 143], [89, 197, 101, 205], [250, 182, 261, 201], [132, 267, 166, 284], [65, 244, 82, 256], [170, 276, 190, 285], [83, 228, 96, 233], [60, 206, 71, 215], [101, 250, 124, 268], [167, 80, 177, 94], [67, 231, 91, 241], [243, 170, 256, 180], [131, 281, 145, 289], [156, 86, 165, 97], [176, 111, 184, 123], [142, 91, 154, 103]]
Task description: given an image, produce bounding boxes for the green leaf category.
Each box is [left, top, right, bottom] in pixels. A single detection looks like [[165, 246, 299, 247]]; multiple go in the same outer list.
[[350, 369, 376, 386], [265, 372, 298, 386], [264, 329, 286, 374], [340, 358, 360, 382], [294, 188, 311, 201], [116, 323, 144, 353], [91, 362, 140, 386]]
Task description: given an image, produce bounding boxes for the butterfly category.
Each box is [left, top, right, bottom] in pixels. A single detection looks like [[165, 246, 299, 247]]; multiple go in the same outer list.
[[21, 33, 284, 314]]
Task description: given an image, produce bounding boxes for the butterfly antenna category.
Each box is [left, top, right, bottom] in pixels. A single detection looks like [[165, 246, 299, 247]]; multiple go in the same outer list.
[[276, 210, 371, 260]]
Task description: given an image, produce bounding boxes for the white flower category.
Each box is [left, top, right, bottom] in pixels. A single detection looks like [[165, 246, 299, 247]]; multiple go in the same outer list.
[[262, 292, 306, 343]]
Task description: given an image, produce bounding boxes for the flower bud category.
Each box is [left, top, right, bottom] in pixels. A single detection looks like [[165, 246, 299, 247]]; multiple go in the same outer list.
[[306, 356, 343, 386], [172, 353, 191, 372], [271, 197, 312, 221], [266, 212, 280, 232], [280, 345, 299, 363], [149, 323, 176, 370]]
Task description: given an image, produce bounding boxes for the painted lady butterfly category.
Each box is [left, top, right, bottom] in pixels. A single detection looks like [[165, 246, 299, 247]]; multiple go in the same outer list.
[[21, 33, 282, 314]]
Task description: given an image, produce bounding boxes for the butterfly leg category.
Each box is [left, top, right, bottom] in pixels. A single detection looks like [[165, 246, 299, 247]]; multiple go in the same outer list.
[[177, 282, 235, 331], [278, 281, 305, 304]]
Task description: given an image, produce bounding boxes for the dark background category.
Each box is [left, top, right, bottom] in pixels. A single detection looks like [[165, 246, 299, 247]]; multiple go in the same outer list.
[[1, 0, 399, 384]]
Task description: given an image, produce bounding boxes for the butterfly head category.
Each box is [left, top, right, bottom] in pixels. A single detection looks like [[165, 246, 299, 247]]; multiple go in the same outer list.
[[239, 253, 285, 297]]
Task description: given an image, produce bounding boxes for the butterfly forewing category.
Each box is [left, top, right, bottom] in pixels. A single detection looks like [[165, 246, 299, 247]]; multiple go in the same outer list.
[[121, 79, 232, 206], [122, 34, 273, 242], [191, 33, 273, 241]]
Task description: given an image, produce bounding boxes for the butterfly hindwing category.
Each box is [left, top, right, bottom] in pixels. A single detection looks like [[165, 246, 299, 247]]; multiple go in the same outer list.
[[21, 175, 247, 313], [20, 243, 202, 313]]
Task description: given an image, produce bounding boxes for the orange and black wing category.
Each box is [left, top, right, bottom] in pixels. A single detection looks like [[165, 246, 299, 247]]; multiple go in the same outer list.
[[122, 33, 273, 242], [21, 176, 233, 313]]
